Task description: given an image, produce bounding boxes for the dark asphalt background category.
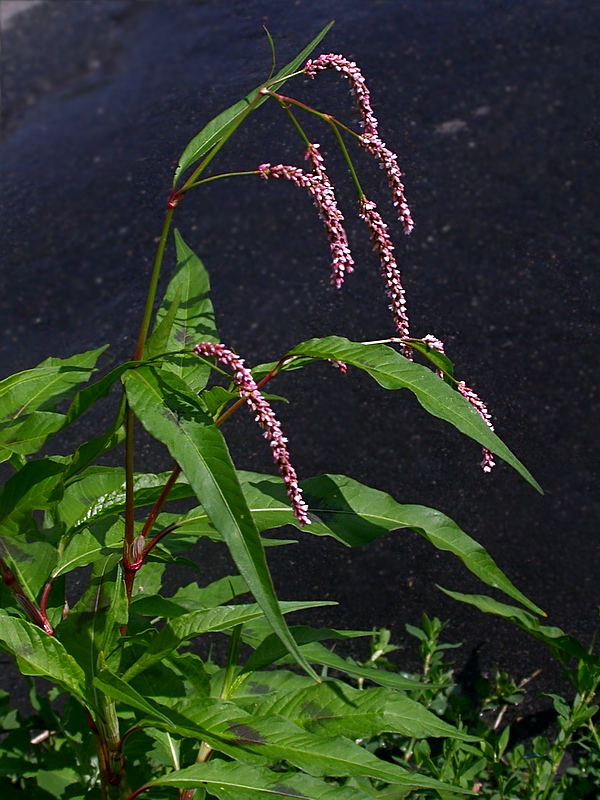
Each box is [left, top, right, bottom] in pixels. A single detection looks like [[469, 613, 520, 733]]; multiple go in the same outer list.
[[1, 0, 599, 711]]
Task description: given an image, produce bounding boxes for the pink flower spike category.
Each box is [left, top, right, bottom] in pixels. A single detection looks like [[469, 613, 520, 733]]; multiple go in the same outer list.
[[304, 53, 378, 137], [360, 134, 414, 234], [258, 158, 354, 289], [193, 342, 311, 525], [359, 197, 411, 357], [422, 334, 496, 473], [456, 380, 496, 473], [328, 359, 348, 375]]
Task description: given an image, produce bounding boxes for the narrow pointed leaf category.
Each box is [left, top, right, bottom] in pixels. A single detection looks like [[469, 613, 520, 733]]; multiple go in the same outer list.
[[0, 348, 106, 421], [0, 411, 65, 461], [440, 588, 600, 668], [122, 600, 334, 683], [173, 22, 333, 185], [123, 364, 320, 680], [236, 471, 543, 615], [0, 457, 68, 539], [285, 337, 541, 492], [248, 679, 478, 742], [243, 626, 371, 673], [144, 284, 183, 360], [153, 230, 217, 391], [290, 642, 433, 692], [56, 552, 127, 688], [148, 760, 380, 800], [0, 613, 85, 701], [172, 711, 466, 793]]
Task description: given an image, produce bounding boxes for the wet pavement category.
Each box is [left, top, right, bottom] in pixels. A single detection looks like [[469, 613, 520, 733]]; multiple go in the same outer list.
[[1, 0, 599, 700]]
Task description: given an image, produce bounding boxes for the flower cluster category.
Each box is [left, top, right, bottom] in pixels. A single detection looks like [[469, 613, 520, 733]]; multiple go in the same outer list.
[[258, 154, 353, 289], [304, 53, 378, 136], [422, 334, 496, 472], [359, 197, 411, 357], [193, 341, 311, 524], [304, 53, 413, 234], [361, 134, 414, 234]]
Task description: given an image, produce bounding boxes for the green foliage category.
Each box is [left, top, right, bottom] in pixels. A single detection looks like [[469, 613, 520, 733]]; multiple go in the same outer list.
[[1, 22, 595, 800]]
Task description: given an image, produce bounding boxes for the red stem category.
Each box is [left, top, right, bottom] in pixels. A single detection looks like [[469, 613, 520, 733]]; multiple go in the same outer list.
[[124, 784, 150, 800], [139, 464, 182, 540], [1, 557, 53, 635], [39, 578, 54, 620]]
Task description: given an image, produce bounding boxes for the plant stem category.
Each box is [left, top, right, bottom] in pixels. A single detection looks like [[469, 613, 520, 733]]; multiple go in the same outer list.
[[184, 169, 259, 191], [132, 208, 175, 362], [266, 90, 362, 142], [0, 557, 53, 634], [123, 205, 175, 599], [139, 463, 182, 540]]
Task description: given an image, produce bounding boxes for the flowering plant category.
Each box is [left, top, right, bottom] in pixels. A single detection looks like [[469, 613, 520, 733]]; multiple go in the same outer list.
[[1, 23, 584, 800]]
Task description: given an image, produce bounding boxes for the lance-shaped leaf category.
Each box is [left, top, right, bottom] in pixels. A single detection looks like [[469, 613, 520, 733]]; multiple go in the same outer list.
[[236, 471, 543, 615], [152, 230, 217, 392], [0, 348, 106, 462], [0, 411, 66, 461], [0, 457, 68, 541], [440, 588, 600, 669], [246, 679, 478, 742], [56, 551, 128, 691], [147, 760, 381, 800], [173, 22, 333, 185], [171, 710, 467, 794], [242, 626, 372, 673], [0, 348, 106, 421], [270, 641, 433, 693], [123, 364, 320, 680], [97, 671, 462, 795], [284, 337, 541, 492], [122, 600, 334, 683], [0, 613, 86, 702]]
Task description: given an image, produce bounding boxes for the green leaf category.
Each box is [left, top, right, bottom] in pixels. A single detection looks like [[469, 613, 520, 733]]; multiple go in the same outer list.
[[405, 338, 455, 384], [148, 760, 378, 800], [0, 411, 65, 461], [285, 337, 542, 492], [0, 348, 106, 462], [167, 710, 465, 794], [63, 361, 137, 427], [243, 626, 371, 673], [0, 537, 57, 604], [153, 230, 218, 391], [237, 471, 543, 615], [123, 364, 320, 680], [173, 575, 249, 609], [51, 528, 109, 579], [0, 348, 106, 421], [287, 642, 432, 692], [144, 284, 183, 360], [0, 457, 68, 540], [0, 613, 86, 701], [122, 600, 334, 682], [247, 678, 478, 742], [173, 23, 333, 185], [56, 551, 128, 692], [93, 668, 174, 727], [440, 588, 600, 668]]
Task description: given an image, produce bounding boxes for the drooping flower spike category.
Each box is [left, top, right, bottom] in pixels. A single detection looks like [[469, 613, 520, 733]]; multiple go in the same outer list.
[[304, 53, 379, 137], [360, 134, 414, 235], [359, 197, 412, 358], [194, 341, 311, 524], [258, 155, 353, 288], [422, 334, 496, 472], [304, 53, 414, 234]]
